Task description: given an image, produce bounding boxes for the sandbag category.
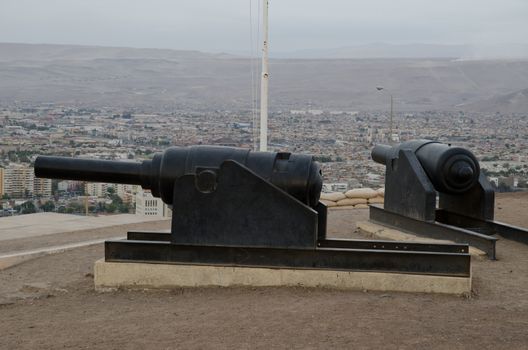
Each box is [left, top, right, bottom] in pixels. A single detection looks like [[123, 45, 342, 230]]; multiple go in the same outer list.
[[320, 199, 337, 207], [368, 196, 384, 204], [354, 204, 369, 209], [377, 188, 385, 196], [336, 198, 368, 206], [320, 192, 346, 201], [330, 205, 355, 210], [345, 188, 378, 199]]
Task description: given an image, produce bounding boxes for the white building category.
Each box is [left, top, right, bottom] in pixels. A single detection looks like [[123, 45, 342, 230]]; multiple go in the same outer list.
[[488, 177, 499, 187], [57, 180, 69, 192], [85, 182, 114, 197], [135, 189, 172, 218], [323, 182, 348, 193]]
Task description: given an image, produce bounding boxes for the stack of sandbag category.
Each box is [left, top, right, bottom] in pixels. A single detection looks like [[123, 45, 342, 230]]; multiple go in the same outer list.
[[319, 192, 346, 207], [319, 187, 385, 209]]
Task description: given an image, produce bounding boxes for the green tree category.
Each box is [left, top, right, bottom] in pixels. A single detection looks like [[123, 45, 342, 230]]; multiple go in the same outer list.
[[107, 203, 117, 213], [40, 200, 55, 212], [18, 201, 36, 214], [118, 204, 130, 213]]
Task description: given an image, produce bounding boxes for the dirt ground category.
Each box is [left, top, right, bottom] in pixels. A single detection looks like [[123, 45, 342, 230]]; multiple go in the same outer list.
[[1, 193, 527, 349]]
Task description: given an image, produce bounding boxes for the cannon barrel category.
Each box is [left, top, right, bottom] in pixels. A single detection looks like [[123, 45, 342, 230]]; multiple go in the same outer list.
[[35, 157, 144, 185], [371, 140, 480, 194], [35, 145, 323, 208]]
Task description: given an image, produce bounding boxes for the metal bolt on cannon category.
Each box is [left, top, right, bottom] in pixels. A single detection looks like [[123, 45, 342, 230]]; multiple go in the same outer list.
[[35, 145, 471, 276], [370, 139, 528, 259]]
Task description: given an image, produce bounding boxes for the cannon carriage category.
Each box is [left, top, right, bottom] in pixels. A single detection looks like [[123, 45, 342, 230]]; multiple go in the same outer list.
[[370, 140, 528, 259]]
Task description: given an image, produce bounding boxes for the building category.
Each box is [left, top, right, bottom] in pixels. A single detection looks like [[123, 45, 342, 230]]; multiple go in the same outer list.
[[84, 182, 115, 197], [323, 182, 348, 193], [57, 180, 69, 192], [83, 183, 138, 204], [500, 176, 519, 188], [58, 180, 84, 192], [488, 177, 499, 187], [0, 167, 4, 196], [3, 163, 34, 198], [135, 189, 171, 218], [1, 163, 51, 198], [33, 177, 52, 197], [116, 184, 138, 204]]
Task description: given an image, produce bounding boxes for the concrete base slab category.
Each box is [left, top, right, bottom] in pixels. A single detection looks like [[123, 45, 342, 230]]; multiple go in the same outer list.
[[94, 259, 471, 295], [357, 221, 486, 257]]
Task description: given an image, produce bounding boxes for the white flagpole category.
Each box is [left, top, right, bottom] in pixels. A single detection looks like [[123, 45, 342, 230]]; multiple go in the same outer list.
[[259, 0, 269, 151]]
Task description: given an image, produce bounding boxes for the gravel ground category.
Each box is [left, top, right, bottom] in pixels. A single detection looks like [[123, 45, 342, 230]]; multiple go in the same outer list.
[[0, 193, 527, 349]]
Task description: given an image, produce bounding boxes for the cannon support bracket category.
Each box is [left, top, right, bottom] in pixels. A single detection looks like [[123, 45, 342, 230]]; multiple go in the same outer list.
[[384, 149, 436, 222], [170, 160, 321, 248], [438, 173, 495, 221]]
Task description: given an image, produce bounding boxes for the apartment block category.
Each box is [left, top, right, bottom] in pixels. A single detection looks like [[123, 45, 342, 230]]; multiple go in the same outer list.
[[33, 177, 52, 197], [0, 167, 4, 196], [3, 163, 34, 198]]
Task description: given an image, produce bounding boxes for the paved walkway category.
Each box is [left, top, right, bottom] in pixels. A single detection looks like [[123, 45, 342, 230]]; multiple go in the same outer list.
[[0, 236, 125, 270], [0, 213, 163, 241]]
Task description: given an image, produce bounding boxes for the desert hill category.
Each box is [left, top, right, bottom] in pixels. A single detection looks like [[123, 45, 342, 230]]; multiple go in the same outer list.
[[0, 43, 527, 113]]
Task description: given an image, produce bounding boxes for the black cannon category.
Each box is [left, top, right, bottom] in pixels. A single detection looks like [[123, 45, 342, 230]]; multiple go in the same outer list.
[[370, 140, 528, 259], [34, 145, 472, 276], [372, 140, 480, 195], [36, 146, 323, 247], [36, 146, 323, 208]]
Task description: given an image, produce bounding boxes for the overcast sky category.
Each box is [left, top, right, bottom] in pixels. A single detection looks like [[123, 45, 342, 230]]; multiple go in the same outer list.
[[1, 0, 527, 53]]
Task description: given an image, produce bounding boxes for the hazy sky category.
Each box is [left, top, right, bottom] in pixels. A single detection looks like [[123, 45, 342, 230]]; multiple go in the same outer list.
[[1, 0, 527, 52]]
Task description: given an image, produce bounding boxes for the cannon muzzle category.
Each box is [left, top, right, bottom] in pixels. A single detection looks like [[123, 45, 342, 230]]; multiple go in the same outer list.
[[371, 140, 480, 194], [35, 146, 323, 208], [371, 144, 392, 165]]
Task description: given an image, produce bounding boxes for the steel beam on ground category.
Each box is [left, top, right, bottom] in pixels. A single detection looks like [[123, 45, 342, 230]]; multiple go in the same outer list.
[[127, 231, 469, 254], [436, 209, 528, 245], [105, 240, 470, 277], [369, 205, 497, 259]]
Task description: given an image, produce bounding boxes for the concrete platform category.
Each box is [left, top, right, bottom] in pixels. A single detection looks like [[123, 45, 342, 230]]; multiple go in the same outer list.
[[94, 260, 472, 295]]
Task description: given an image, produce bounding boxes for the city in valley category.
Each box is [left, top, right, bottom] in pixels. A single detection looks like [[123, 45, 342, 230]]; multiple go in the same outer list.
[[0, 104, 526, 217], [0, 43, 527, 217]]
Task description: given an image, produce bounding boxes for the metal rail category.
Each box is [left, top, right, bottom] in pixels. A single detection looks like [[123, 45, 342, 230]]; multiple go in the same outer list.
[[128, 231, 469, 254], [318, 238, 468, 253], [436, 209, 528, 245], [106, 238, 471, 277], [369, 204, 497, 259]]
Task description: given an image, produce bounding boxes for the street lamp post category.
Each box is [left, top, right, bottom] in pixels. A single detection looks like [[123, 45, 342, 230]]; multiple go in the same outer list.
[[376, 87, 393, 144]]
